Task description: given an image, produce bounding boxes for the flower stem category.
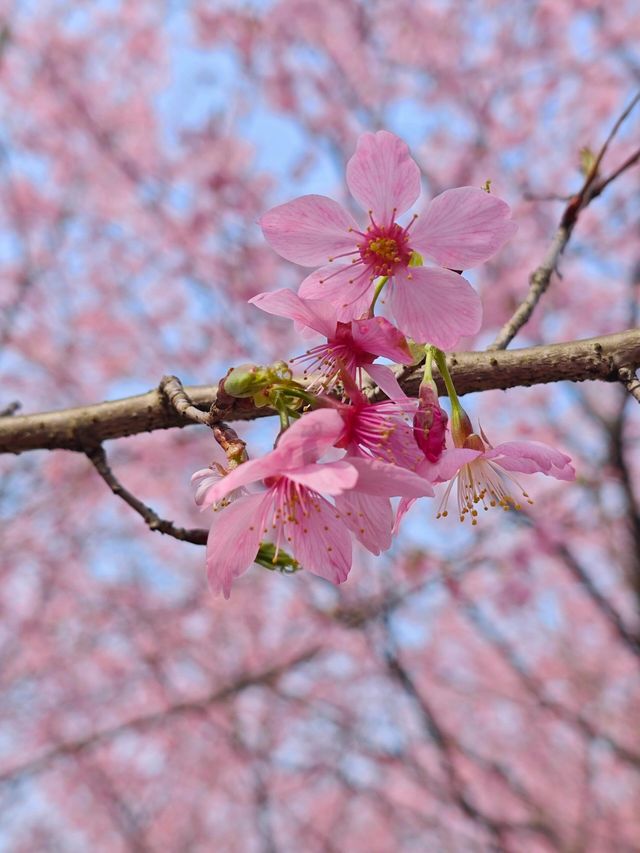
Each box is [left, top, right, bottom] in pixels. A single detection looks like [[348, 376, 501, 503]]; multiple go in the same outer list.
[[423, 345, 435, 385], [432, 346, 473, 447], [431, 347, 460, 408], [368, 276, 389, 315]]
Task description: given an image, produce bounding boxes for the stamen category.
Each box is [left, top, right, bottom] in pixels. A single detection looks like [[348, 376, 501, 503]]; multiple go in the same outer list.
[[327, 248, 361, 263], [403, 213, 419, 233]]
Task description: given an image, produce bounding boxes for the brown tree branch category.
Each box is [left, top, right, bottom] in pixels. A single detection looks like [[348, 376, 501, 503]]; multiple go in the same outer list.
[[490, 92, 640, 350], [1, 330, 639, 456], [86, 445, 208, 545]]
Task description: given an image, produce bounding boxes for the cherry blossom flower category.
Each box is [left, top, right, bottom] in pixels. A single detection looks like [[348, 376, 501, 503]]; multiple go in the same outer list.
[[427, 430, 575, 524], [249, 287, 413, 391], [260, 130, 516, 348], [330, 372, 423, 469], [197, 408, 433, 596], [326, 384, 434, 554]]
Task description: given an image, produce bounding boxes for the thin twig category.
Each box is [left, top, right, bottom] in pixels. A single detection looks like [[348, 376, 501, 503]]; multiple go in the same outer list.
[[490, 92, 640, 350], [86, 444, 208, 545], [590, 146, 640, 199]]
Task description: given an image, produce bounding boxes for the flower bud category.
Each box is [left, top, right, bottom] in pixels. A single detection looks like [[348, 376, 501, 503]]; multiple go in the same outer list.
[[450, 405, 474, 448], [222, 364, 270, 398], [413, 380, 448, 462]]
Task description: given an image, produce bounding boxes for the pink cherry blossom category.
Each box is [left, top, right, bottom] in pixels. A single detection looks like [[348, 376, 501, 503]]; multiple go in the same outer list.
[[330, 374, 423, 470], [427, 432, 575, 524], [260, 131, 517, 348], [249, 288, 413, 388], [197, 408, 433, 596], [319, 378, 434, 555], [191, 462, 248, 508]]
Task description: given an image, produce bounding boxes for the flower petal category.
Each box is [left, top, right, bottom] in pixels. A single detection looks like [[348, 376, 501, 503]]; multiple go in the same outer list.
[[411, 187, 517, 270], [192, 466, 222, 507], [487, 441, 575, 481], [291, 495, 352, 584], [350, 316, 414, 363], [389, 267, 482, 349], [348, 456, 434, 498], [206, 493, 269, 598], [276, 408, 346, 462], [365, 363, 409, 402], [346, 131, 421, 222], [198, 455, 280, 508], [393, 496, 416, 535], [335, 491, 393, 555], [260, 195, 359, 266], [299, 263, 373, 321], [249, 288, 337, 339], [419, 448, 482, 483], [286, 460, 358, 495]]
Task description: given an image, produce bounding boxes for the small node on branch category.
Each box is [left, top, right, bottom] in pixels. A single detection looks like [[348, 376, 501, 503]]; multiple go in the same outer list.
[[618, 365, 640, 404], [159, 375, 212, 426], [212, 423, 247, 469], [0, 400, 21, 417]]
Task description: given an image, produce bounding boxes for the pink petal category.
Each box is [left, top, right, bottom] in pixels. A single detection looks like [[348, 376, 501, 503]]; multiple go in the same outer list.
[[260, 194, 359, 266], [249, 289, 337, 339], [348, 456, 434, 498], [346, 131, 421, 223], [192, 466, 221, 506], [487, 441, 575, 481], [365, 363, 409, 402], [198, 455, 280, 508], [393, 496, 416, 534], [350, 316, 413, 363], [389, 267, 482, 349], [286, 460, 358, 495], [411, 187, 517, 270], [335, 491, 393, 555], [298, 263, 373, 321], [420, 448, 482, 483], [276, 408, 346, 462], [206, 493, 269, 598], [291, 495, 352, 584]]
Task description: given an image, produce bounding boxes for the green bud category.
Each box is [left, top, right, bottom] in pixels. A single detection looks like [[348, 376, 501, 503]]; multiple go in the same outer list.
[[223, 364, 270, 398], [255, 542, 301, 574]]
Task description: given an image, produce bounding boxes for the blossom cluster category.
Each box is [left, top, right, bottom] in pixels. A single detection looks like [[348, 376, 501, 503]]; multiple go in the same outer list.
[[194, 131, 574, 598]]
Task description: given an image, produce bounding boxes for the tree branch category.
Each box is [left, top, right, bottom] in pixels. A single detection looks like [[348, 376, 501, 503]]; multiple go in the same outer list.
[[1, 330, 639, 455], [490, 92, 640, 350], [0, 646, 320, 785], [618, 364, 640, 404], [86, 445, 208, 544]]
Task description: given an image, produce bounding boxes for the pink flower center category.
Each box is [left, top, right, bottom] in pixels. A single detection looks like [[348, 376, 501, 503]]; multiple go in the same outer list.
[[359, 220, 412, 277], [291, 322, 369, 388], [320, 211, 418, 291]]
